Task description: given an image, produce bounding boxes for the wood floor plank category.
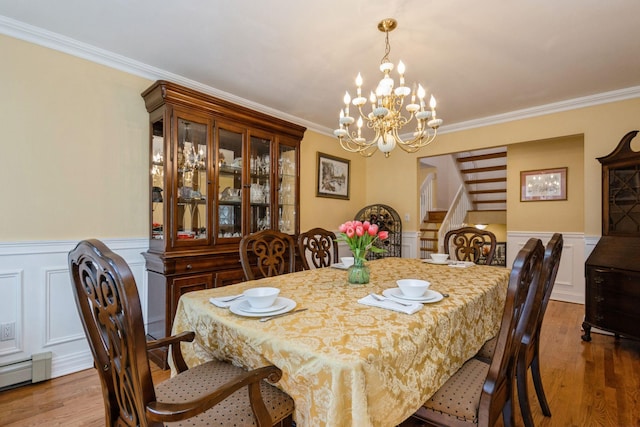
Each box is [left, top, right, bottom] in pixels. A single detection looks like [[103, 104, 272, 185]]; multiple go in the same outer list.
[[0, 301, 638, 426]]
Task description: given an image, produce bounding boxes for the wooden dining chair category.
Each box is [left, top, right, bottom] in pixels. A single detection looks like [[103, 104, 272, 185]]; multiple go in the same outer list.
[[240, 230, 296, 281], [444, 226, 498, 265], [475, 234, 563, 427], [297, 227, 338, 270], [69, 239, 294, 427], [412, 237, 545, 427]]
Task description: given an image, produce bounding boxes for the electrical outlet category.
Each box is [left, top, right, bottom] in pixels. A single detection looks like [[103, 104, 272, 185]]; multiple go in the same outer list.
[[0, 322, 15, 341]]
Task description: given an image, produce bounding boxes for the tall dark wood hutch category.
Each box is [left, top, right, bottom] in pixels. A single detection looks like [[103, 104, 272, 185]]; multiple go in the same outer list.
[[582, 130, 640, 341], [142, 81, 305, 363]]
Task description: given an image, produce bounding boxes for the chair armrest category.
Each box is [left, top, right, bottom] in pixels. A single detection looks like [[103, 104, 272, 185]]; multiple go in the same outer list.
[[146, 331, 195, 373], [146, 365, 283, 426]]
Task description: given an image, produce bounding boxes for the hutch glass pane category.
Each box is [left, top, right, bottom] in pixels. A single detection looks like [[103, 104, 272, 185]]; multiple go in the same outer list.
[[151, 119, 164, 240], [249, 136, 271, 233], [176, 118, 207, 240], [278, 145, 296, 234], [218, 128, 243, 238], [608, 166, 640, 234]]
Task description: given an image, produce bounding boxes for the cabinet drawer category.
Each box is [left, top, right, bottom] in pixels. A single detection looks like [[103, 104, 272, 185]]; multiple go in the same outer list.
[[173, 258, 218, 274], [214, 269, 246, 287], [588, 268, 640, 297], [586, 287, 640, 314], [585, 306, 640, 338]]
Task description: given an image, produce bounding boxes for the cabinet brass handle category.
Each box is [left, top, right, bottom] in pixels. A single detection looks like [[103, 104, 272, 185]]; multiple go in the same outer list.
[[186, 264, 192, 270], [594, 295, 605, 303]]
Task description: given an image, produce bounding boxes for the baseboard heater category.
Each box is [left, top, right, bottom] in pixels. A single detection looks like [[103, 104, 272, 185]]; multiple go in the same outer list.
[[0, 352, 52, 391]]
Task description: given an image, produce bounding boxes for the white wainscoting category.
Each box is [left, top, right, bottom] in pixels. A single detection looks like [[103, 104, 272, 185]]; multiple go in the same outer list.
[[506, 232, 586, 304], [0, 238, 148, 379]]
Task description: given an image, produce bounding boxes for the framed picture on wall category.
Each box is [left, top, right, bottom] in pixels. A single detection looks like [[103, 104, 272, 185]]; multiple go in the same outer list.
[[316, 152, 350, 199], [520, 167, 567, 201]]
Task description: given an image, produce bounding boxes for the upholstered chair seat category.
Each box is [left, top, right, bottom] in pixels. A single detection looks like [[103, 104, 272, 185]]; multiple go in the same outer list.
[[415, 358, 490, 426], [156, 361, 294, 426]]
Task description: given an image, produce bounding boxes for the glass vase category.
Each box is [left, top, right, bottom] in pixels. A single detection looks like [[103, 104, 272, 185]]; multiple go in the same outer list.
[[347, 257, 370, 285]]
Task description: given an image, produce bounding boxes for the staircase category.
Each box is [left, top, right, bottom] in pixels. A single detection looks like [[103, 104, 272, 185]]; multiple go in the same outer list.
[[457, 147, 507, 212], [419, 210, 446, 258], [419, 147, 507, 259]]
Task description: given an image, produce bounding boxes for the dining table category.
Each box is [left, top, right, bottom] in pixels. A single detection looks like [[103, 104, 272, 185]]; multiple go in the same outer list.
[[171, 257, 511, 427]]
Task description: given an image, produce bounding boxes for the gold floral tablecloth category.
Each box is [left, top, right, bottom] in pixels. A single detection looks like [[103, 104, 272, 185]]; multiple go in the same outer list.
[[171, 257, 510, 427]]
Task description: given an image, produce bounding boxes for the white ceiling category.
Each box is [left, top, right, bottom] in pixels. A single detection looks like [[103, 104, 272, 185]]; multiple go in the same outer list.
[[2, 0, 640, 135]]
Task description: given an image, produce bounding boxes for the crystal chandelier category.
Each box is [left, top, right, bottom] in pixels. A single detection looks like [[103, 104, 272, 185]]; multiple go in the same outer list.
[[334, 18, 443, 158]]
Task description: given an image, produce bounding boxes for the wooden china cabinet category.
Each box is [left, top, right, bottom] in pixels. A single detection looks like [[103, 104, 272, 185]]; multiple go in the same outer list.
[[583, 130, 640, 342], [142, 81, 305, 364]]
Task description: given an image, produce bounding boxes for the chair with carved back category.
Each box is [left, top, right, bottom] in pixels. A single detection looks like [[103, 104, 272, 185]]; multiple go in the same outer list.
[[412, 238, 545, 427], [475, 234, 563, 427], [444, 226, 498, 265], [240, 230, 296, 281], [68, 239, 294, 427], [297, 227, 338, 270]]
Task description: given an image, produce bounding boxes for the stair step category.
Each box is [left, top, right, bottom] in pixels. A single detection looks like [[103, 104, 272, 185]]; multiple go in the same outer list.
[[457, 152, 507, 163], [465, 177, 507, 185], [460, 165, 507, 174], [474, 199, 507, 204], [427, 210, 447, 222], [469, 189, 506, 194]]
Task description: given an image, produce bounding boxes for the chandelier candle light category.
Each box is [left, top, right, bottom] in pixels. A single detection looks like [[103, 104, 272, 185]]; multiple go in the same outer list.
[[334, 18, 443, 158]]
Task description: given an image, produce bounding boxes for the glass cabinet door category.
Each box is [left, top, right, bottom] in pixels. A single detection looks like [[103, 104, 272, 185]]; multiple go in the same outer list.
[[151, 118, 165, 241], [217, 127, 244, 239], [278, 144, 297, 234], [175, 117, 208, 242], [608, 165, 640, 234], [249, 135, 272, 233]]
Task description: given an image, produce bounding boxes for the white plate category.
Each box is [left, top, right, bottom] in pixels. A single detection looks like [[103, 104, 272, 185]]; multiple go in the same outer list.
[[331, 263, 350, 270], [383, 288, 444, 303], [230, 297, 296, 317], [233, 298, 288, 313], [422, 259, 451, 265]]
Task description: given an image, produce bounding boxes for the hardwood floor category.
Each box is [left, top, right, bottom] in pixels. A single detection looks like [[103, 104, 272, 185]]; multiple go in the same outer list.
[[1, 301, 638, 426]]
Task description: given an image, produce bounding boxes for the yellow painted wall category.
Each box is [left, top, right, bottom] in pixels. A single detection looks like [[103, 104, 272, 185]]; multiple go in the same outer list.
[[365, 99, 640, 237], [1, 35, 151, 240], [0, 34, 365, 241], [3, 33, 640, 242], [507, 135, 584, 231]]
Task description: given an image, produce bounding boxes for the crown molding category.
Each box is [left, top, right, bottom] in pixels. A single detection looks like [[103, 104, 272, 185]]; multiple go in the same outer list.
[[440, 86, 640, 134], [2, 14, 638, 139], [0, 15, 326, 134]]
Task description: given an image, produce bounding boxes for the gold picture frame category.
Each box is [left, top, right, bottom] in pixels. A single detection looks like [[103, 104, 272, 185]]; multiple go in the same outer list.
[[520, 167, 567, 201]]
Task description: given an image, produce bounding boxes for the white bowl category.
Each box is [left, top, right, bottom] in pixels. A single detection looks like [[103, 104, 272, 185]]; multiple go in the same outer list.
[[430, 253, 449, 263], [341, 256, 354, 267], [397, 279, 431, 298], [243, 287, 280, 309]]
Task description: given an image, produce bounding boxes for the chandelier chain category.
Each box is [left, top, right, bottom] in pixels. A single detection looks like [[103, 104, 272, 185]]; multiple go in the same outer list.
[[381, 30, 391, 65]]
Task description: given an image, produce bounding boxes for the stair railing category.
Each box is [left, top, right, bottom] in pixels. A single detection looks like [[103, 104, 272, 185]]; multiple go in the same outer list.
[[419, 172, 435, 223], [438, 184, 472, 252]]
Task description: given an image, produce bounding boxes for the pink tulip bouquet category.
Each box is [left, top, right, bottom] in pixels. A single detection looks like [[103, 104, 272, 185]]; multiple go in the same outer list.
[[338, 220, 389, 263]]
